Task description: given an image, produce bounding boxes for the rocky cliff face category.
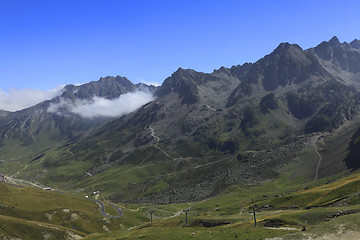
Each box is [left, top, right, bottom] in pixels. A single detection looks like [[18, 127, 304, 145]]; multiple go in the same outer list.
[[310, 36, 360, 88], [156, 68, 201, 105], [227, 42, 333, 106], [312, 36, 360, 74]]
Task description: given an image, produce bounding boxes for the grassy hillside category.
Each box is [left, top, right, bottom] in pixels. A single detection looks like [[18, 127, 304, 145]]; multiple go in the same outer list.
[[0, 182, 147, 240], [0, 114, 355, 205], [2, 154, 360, 239], [82, 169, 360, 240]]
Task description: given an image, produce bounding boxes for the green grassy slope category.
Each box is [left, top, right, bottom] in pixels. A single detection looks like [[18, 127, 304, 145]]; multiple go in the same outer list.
[[81, 168, 360, 240], [2, 152, 360, 239], [0, 182, 147, 239]]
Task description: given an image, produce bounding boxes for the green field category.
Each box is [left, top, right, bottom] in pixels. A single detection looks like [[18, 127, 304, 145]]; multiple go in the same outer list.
[[0, 182, 147, 239]]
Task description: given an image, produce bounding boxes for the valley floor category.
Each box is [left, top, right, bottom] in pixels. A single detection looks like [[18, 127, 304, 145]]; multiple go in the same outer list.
[[2, 124, 360, 240], [2, 168, 360, 240]]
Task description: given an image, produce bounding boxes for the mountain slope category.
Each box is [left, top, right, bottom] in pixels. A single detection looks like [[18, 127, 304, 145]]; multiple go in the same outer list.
[[227, 42, 332, 106], [0, 77, 156, 157], [2, 37, 360, 204]]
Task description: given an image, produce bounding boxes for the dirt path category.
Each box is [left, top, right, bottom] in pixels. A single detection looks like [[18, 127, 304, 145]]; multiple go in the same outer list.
[[194, 159, 223, 169], [11, 164, 28, 177], [165, 206, 192, 219], [149, 126, 176, 160], [313, 138, 322, 181], [149, 126, 160, 144], [4, 176, 21, 186], [35, 158, 45, 165], [5, 176, 43, 188], [153, 145, 176, 160], [0, 214, 85, 238], [205, 104, 216, 111]]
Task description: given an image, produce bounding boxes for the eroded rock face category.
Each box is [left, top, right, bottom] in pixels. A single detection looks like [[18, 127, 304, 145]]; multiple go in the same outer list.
[[286, 92, 317, 119], [314, 36, 360, 73], [156, 68, 200, 105], [260, 93, 279, 113]]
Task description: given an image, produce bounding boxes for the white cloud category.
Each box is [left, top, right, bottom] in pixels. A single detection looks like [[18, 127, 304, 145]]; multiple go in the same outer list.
[[47, 90, 154, 118], [0, 86, 64, 112], [141, 79, 161, 87]]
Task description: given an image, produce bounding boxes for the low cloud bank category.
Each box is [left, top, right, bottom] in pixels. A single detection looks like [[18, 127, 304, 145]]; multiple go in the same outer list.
[[48, 90, 154, 118], [141, 79, 161, 87], [0, 87, 63, 112]]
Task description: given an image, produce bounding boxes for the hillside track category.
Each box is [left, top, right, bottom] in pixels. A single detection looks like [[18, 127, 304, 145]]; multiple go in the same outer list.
[[0, 214, 86, 237], [313, 138, 323, 181], [149, 126, 160, 144], [149, 125, 177, 160]]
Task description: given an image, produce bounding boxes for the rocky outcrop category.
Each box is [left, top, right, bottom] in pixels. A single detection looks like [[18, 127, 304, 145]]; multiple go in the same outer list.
[[260, 93, 279, 113], [156, 68, 200, 105]]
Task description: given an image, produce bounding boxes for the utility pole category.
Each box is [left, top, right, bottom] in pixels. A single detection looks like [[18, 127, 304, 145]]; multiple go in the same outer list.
[[149, 210, 154, 223], [183, 209, 190, 224], [252, 206, 257, 227], [250, 205, 257, 227]]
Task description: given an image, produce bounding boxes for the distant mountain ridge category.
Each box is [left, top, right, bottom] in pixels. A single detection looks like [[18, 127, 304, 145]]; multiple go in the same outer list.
[[61, 75, 156, 100], [1, 36, 360, 204], [0, 76, 157, 147]]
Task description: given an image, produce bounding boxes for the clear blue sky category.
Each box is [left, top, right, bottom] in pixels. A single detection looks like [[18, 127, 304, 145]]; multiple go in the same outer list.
[[0, 0, 359, 92]]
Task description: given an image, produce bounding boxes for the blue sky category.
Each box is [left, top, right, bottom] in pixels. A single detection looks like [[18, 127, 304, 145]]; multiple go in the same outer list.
[[0, 0, 359, 94]]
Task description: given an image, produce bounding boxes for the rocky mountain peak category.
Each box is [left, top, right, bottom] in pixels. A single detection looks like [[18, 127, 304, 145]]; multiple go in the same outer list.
[[328, 36, 341, 46], [258, 42, 317, 91], [313, 36, 360, 73], [61, 75, 136, 100], [171, 67, 198, 79], [272, 42, 303, 56], [350, 39, 360, 49], [156, 68, 201, 105], [313, 37, 342, 61], [227, 41, 330, 106], [273, 42, 291, 53]]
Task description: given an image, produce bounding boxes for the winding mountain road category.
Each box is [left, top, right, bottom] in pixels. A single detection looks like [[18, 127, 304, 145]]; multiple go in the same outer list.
[[93, 200, 123, 218]]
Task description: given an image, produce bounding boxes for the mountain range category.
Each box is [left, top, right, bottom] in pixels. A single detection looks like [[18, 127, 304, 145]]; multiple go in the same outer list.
[[1, 36, 360, 204]]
